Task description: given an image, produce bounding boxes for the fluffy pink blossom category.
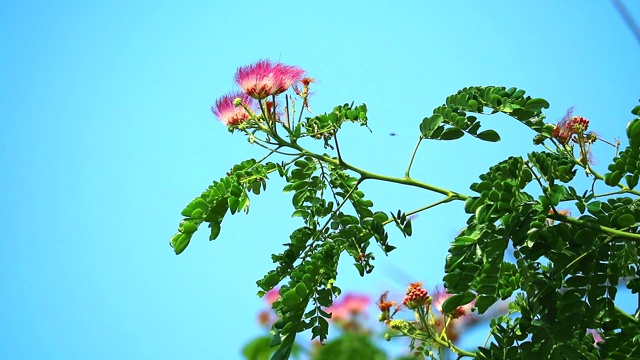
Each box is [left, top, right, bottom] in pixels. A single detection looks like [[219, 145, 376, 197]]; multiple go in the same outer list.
[[235, 59, 305, 99], [433, 286, 474, 319], [326, 293, 370, 321], [552, 107, 591, 145], [211, 92, 256, 126], [257, 288, 280, 328], [264, 288, 280, 305]]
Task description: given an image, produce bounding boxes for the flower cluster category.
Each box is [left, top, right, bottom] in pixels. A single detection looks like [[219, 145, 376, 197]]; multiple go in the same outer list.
[[568, 116, 589, 134], [549, 107, 607, 165], [552, 108, 584, 145], [377, 283, 491, 348], [211, 59, 306, 127], [402, 282, 431, 310]]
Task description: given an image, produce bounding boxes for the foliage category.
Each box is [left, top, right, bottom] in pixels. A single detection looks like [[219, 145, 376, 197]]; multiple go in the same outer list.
[[170, 60, 640, 359], [243, 287, 500, 360]]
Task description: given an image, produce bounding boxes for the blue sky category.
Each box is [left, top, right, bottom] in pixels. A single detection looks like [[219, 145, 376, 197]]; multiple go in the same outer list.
[[1, 1, 639, 359]]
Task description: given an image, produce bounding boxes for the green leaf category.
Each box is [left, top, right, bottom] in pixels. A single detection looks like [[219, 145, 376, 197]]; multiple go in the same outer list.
[[170, 233, 190, 255], [565, 275, 589, 288], [403, 220, 412, 236], [439, 127, 464, 140], [294, 159, 309, 169], [474, 295, 497, 314], [586, 201, 602, 215], [420, 114, 444, 137], [209, 221, 221, 240], [290, 181, 308, 191], [441, 291, 476, 314], [179, 220, 198, 235], [228, 196, 239, 214], [476, 129, 501, 142], [615, 213, 635, 228], [294, 282, 309, 298], [281, 290, 303, 308], [291, 209, 309, 218], [241, 336, 276, 360], [181, 197, 209, 217], [523, 98, 550, 112], [573, 228, 594, 245], [372, 212, 388, 223], [606, 170, 623, 186], [626, 173, 639, 189], [453, 236, 476, 245], [292, 191, 306, 207]]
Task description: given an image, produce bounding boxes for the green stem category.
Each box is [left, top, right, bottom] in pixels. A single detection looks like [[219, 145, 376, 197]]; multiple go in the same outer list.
[[284, 94, 290, 128], [249, 137, 280, 150], [394, 322, 476, 358], [258, 100, 268, 124], [243, 132, 297, 155], [616, 306, 639, 324], [584, 165, 640, 196], [381, 196, 457, 227], [331, 177, 364, 216], [271, 94, 277, 121], [433, 336, 476, 358], [549, 213, 640, 241], [415, 307, 429, 334], [525, 161, 561, 216], [255, 146, 281, 164], [482, 328, 493, 348], [270, 132, 468, 200], [334, 131, 344, 164], [593, 190, 628, 198], [405, 137, 423, 178], [299, 177, 365, 263], [297, 95, 306, 125], [440, 316, 452, 340]]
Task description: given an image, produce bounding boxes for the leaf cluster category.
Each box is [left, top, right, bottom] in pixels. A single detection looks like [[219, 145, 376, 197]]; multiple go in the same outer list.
[[172, 83, 640, 360]]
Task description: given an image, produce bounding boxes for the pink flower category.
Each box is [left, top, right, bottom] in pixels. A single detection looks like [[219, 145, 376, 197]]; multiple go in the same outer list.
[[433, 286, 474, 319], [235, 59, 305, 100], [211, 92, 256, 126], [264, 288, 280, 305], [587, 329, 604, 346], [552, 107, 591, 145], [326, 293, 370, 321]]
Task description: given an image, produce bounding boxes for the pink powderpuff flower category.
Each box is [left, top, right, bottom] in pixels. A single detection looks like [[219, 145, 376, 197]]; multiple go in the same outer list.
[[264, 288, 280, 305], [211, 92, 256, 126], [326, 293, 370, 321], [235, 59, 305, 100], [433, 286, 475, 319], [552, 107, 575, 145]]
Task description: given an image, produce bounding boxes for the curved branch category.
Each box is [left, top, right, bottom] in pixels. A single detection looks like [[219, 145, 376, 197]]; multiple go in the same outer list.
[[549, 213, 640, 241]]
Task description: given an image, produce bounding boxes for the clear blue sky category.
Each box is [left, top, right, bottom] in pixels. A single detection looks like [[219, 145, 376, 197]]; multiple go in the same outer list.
[[1, 1, 639, 359]]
